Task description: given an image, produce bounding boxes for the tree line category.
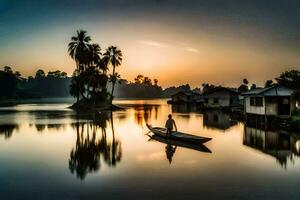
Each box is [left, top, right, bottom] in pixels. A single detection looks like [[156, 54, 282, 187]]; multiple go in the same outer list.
[[0, 65, 192, 100], [0, 66, 71, 99]]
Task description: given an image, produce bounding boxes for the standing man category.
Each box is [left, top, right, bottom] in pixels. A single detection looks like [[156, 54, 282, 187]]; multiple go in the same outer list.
[[165, 114, 177, 137]]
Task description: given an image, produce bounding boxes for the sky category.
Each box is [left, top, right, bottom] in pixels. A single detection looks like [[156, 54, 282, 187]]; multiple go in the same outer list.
[[0, 0, 300, 88]]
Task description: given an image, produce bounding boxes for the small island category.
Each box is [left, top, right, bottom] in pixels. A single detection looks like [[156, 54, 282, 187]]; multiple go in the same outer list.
[[67, 30, 123, 111]]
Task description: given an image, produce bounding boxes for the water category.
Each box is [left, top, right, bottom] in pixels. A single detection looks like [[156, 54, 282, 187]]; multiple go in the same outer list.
[[0, 99, 300, 200]]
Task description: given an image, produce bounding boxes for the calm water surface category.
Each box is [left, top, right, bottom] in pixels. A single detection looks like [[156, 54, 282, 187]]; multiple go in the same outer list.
[[1, 99, 300, 200]]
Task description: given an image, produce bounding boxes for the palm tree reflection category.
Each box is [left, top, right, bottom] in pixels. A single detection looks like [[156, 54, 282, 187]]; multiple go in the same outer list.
[[0, 124, 18, 139], [69, 111, 122, 180]]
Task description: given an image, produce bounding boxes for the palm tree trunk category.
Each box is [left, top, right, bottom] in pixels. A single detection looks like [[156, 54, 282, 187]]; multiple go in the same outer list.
[[93, 86, 96, 107], [111, 82, 115, 100], [110, 112, 116, 166], [76, 61, 80, 103], [80, 90, 87, 100], [110, 65, 116, 102]]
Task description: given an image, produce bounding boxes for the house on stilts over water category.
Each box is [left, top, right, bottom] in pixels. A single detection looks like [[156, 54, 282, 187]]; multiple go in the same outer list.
[[242, 85, 296, 127]]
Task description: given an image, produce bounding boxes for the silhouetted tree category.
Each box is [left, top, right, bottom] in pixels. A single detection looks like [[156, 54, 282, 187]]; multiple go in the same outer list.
[[276, 69, 300, 101], [89, 43, 101, 66], [265, 80, 273, 87], [134, 75, 144, 84], [250, 84, 257, 90], [202, 83, 215, 93], [3, 66, 13, 74], [68, 29, 92, 71], [238, 79, 249, 93], [103, 46, 122, 100], [35, 69, 45, 79], [238, 84, 248, 93], [13, 71, 21, 79], [276, 70, 300, 90], [109, 73, 121, 92], [68, 30, 116, 105], [143, 77, 152, 85], [0, 67, 18, 98], [243, 78, 249, 85]]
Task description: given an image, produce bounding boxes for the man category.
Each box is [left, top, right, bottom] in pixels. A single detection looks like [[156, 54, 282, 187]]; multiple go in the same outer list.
[[165, 114, 177, 137]]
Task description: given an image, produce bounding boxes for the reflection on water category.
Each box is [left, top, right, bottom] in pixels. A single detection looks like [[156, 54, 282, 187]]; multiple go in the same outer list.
[[243, 126, 300, 168], [1, 99, 300, 199], [166, 143, 177, 163], [149, 134, 212, 164], [69, 112, 122, 180], [134, 105, 159, 126], [203, 110, 238, 131], [0, 124, 18, 139], [171, 104, 198, 113]]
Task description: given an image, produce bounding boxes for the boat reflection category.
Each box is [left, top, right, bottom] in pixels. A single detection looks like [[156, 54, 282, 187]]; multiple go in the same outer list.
[[69, 112, 122, 180], [149, 134, 211, 163], [243, 125, 300, 168]]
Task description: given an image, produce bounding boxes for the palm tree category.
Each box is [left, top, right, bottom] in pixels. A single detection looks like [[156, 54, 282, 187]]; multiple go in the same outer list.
[[96, 57, 109, 74], [103, 46, 122, 100], [68, 30, 92, 103], [68, 30, 91, 72], [109, 73, 121, 93], [88, 43, 101, 66], [84, 66, 108, 101]]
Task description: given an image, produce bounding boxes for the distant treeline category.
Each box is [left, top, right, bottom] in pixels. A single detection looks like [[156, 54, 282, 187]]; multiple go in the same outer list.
[[114, 74, 192, 98], [0, 66, 71, 99], [0, 67, 194, 100], [1, 66, 299, 100]]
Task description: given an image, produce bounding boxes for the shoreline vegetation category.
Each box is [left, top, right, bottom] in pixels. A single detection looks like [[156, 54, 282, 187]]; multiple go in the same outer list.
[[2, 67, 299, 102], [0, 29, 299, 114]]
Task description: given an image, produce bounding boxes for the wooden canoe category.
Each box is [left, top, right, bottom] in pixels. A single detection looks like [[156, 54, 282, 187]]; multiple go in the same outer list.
[[146, 124, 212, 144]]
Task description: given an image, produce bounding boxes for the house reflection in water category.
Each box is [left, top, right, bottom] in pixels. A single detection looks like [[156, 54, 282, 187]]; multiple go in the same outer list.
[[203, 110, 238, 131], [171, 104, 197, 114], [243, 126, 300, 168], [134, 105, 159, 126]]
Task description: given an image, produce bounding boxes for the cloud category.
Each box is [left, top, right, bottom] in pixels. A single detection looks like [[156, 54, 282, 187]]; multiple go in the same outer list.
[[137, 39, 200, 54], [185, 47, 200, 53], [137, 40, 168, 48]]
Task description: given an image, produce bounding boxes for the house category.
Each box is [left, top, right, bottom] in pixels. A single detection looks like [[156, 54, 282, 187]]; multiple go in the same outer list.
[[169, 91, 202, 104], [202, 87, 241, 109], [242, 85, 296, 121]]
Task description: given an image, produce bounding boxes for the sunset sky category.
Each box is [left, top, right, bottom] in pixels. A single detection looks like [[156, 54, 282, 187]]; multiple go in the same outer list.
[[1, 0, 300, 87]]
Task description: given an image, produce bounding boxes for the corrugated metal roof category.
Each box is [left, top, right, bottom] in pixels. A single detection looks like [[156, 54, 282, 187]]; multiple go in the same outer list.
[[242, 85, 294, 96], [202, 86, 239, 95], [171, 91, 201, 97]]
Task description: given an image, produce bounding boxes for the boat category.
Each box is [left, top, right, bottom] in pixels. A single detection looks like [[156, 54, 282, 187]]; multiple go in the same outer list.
[[149, 134, 212, 153], [146, 124, 212, 144]]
